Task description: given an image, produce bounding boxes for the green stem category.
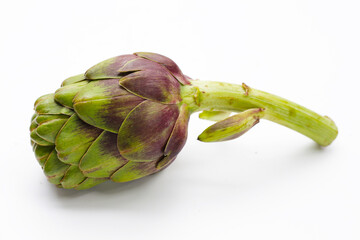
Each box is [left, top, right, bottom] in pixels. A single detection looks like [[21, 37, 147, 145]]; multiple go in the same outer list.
[[181, 80, 338, 146]]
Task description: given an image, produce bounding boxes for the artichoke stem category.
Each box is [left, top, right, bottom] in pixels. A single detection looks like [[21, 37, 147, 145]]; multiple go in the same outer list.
[[181, 80, 338, 146]]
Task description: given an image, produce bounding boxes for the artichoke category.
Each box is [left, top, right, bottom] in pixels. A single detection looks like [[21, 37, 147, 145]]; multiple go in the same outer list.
[[30, 52, 338, 190]]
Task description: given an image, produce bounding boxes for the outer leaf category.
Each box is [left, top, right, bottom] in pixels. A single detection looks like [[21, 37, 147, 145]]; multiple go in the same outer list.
[[80, 131, 128, 178], [111, 161, 158, 182], [31, 113, 37, 121], [55, 81, 88, 108], [73, 79, 144, 133], [36, 118, 68, 143], [75, 178, 107, 190], [30, 129, 53, 146], [199, 110, 231, 121], [35, 94, 74, 116], [156, 155, 176, 169], [60, 165, 86, 189], [61, 74, 86, 86], [135, 52, 190, 85], [118, 57, 160, 73], [35, 114, 69, 125], [34, 145, 54, 167], [31, 141, 36, 149], [43, 150, 69, 185], [163, 104, 190, 159], [117, 100, 179, 162], [73, 79, 130, 102], [34, 94, 52, 107], [30, 118, 38, 131], [85, 54, 137, 80], [198, 108, 264, 142], [55, 114, 102, 164], [119, 69, 181, 104]]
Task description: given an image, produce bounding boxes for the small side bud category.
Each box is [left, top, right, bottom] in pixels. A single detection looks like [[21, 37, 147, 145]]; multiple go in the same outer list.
[[197, 108, 264, 142], [199, 110, 231, 121]]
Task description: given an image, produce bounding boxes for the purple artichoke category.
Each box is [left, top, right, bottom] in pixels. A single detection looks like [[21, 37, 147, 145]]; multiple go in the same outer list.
[[30, 52, 338, 189]]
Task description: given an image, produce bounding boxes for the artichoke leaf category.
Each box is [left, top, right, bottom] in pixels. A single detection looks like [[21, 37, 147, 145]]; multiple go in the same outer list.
[[60, 165, 86, 189], [55, 114, 103, 164], [119, 69, 181, 104], [79, 131, 128, 178], [36, 118, 68, 143], [73, 79, 144, 133], [163, 104, 190, 160], [55, 81, 88, 108], [43, 150, 70, 185], [156, 155, 176, 170], [118, 57, 159, 73], [35, 94, 74, 116], [74, 178, 107, 190], [30, 118, 38, 132], [85, 54, 137, 80], [117, 100, 179, 162], [61, 74, 86, 87], [134, 52, 190, 85], [34, 145, 55, 167], [31, 113, 37, 121], [31, 141, 36, 149], [111, 160, 158, 183], [73, 79, 130, 102], [30, 129, 53, 146], [35, 114, 69, 125]]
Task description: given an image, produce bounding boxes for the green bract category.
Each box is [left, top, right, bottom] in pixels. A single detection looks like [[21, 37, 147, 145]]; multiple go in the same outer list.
[[30, 52, 338, 190]]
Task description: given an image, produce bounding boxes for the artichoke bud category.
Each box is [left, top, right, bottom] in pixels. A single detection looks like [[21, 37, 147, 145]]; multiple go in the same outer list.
[[30, 52, 190, 189], [199, 110, 232, 121], [198, 108, 264, 142]]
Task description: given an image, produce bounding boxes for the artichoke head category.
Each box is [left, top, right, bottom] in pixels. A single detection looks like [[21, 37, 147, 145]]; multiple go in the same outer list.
[[30, 52, 190, 189]]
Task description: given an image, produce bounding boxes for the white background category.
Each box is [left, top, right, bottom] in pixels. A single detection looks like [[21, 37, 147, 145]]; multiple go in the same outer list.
[[1, 0, 359, 239]]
